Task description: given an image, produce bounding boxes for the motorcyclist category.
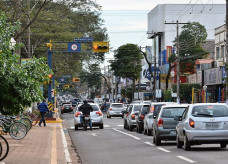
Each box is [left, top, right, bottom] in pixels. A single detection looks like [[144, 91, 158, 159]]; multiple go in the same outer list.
[[79, 100, 93, 130]]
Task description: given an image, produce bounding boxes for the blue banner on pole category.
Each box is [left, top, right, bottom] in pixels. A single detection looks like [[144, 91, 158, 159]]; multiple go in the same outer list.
[[67, 42, 81, 52]]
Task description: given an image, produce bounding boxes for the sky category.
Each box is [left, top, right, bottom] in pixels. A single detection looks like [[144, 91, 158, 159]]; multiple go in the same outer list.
[[95, 0, 226, 65]]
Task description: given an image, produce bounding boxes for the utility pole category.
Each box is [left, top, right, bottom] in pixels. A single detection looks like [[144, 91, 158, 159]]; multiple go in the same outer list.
[[226, 0, 228, 98], [153, 33, 157, 101], [27, 0, 31, 58], [165, 21, 190, 103]]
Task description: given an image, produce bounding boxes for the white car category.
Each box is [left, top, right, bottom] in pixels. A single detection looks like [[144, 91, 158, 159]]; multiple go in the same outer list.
[[107, 103, 125, 118], [176, 103, 228, 150], [74, 103, 104, 130]]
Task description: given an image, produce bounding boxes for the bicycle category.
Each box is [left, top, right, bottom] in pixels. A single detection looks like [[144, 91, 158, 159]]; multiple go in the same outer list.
[[0, 116, 27, 140], [0, 135, 9, 161]]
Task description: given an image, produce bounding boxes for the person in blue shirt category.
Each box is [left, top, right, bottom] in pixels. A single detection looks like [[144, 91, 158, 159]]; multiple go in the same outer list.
[[38, 99, 48, 127]]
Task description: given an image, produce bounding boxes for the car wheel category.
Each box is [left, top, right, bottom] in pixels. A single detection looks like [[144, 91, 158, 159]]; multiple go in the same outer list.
[[129, 125, 133, 131], [176, 133, 183, 148], [138, 126, 142, 133], [183, 135, 191, 151], [74, 125, 78, 130], [144, 128, 147, 135], [99, 124, 104, 129], [147, 129, 152, 136], [154, 132, 161, 146], [220, 143, 227, 148]]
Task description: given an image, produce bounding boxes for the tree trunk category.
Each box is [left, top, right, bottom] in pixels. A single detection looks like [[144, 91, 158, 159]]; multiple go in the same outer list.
[[132, 78, 135, 100]]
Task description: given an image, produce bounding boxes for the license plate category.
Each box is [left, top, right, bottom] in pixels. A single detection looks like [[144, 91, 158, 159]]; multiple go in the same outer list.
[[170, 131, 176, 135], [206, 123, 219, 129]]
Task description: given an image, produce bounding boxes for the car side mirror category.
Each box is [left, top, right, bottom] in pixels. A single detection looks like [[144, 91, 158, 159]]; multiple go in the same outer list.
[[174, 116, 182, 121], [153, 115, 156, 119]]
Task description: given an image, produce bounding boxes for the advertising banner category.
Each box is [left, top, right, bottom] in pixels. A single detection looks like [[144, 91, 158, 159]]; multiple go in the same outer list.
[[166, 46, 172, 62], [204, 68, 222, 85]]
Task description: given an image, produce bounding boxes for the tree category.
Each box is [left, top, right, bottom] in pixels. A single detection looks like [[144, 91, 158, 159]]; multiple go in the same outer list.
[[0, 0, 108, 79], [79, 63, 102, 98], [0, 13, 52, 115], [165, 22, 208, 90], [110, 44, 143, 100]]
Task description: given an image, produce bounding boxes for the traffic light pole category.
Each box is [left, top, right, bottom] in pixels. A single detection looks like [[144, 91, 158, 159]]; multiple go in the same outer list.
[[47, 47, 53, 117]]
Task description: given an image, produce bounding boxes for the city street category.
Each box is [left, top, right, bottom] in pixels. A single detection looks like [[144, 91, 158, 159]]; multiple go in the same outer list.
[[61, 113, 228, 164]]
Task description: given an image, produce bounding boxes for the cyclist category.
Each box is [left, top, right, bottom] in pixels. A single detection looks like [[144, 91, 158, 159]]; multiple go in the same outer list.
[[79, 100, 93, 130]]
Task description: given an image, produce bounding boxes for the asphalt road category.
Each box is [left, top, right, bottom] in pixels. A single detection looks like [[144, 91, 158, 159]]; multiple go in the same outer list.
[[61, 112, 228, 164]]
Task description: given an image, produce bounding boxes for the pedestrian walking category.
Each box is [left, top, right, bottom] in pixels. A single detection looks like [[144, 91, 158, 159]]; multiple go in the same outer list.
[[38, 99, 48, 127]]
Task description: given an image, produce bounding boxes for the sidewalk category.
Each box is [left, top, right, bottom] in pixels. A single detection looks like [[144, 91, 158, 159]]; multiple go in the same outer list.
[[1, 113, 79, 164]]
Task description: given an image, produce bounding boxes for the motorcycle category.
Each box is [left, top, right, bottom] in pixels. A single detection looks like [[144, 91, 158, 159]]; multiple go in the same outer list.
[[82, 115, 90, 131]]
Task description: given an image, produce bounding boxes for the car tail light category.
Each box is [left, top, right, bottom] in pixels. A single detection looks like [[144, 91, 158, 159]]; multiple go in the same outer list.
[[96, 111, 102, 116], [189, 118, 195, 128], [75, 112, 81, 117], [140, 114, 144, 120], [150, 106, 154, 113], [131, 114, 135, 120], [109, 108, 112, 111], [157, 118, 163, 127]]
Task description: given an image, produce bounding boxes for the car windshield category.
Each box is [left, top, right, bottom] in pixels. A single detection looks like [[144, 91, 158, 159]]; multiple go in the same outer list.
[[112, 104, 124, 108], [192, 105, 228, 117], [133, 105, 142, 112], [161, 107, 186, 118], [141, 105, 150, 114]]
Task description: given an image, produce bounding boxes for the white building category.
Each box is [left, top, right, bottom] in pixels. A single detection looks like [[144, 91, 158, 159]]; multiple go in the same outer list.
[[215, 24, 226, 66], [147, 4, 226, 90]]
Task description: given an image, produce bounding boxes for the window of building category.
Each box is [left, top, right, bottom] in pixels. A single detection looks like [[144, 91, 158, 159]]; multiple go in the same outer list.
[[216, 47, 220, 59], [221, 45, 225, 59]]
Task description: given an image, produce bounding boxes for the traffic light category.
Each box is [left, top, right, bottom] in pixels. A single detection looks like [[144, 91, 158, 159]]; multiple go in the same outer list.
[[48, 74, 53, 85], [73, 77, 80, 83], [92, 41, 109, 52]]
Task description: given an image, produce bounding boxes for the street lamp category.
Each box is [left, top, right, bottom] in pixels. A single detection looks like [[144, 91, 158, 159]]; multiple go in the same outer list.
[[9, 37, 16, 54]]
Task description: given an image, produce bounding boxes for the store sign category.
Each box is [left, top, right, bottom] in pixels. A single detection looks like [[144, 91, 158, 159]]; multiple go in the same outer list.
[[204, 68, 222, 85], [196, 71, 202, 84], [188, 74, 196, 84]]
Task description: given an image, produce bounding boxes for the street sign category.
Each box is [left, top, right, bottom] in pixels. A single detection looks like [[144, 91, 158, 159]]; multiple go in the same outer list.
[[67, 42, 81, 52], [156, 89, 162, 98], [74, 37, 93, 42], [73, 77, 80, 83], [48, 102, 54, 111]]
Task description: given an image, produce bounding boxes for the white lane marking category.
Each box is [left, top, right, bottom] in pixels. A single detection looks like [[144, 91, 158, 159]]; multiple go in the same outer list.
[[118, 125, 124, 127], [113, 128, 140, 140], [177, 156, 196, 163], [104, 125, 110, 127], [60, 123, 72, 163], [144, 142, 154, 146], [91, 133, 97, 137], [157, 147, 170, 153]]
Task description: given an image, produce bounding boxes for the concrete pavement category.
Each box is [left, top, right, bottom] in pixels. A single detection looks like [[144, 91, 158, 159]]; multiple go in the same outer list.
[[1, 117, 79, 164]]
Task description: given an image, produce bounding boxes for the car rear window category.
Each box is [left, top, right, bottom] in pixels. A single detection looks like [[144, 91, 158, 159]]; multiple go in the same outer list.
[[112, 104, 124, 108], [133, 105, 142, 112], [141, 105, 150, 114], [153, 104, 165, 116], [92, 105, 99, 111], [192, 105, 228, 117], [161, 107, 186, 118]]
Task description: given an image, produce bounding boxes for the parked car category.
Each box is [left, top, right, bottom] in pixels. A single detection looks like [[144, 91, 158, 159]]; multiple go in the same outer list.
[[74, 103, 104, 130], [176, 103, 228, 150], [144, 102, 177, 136], [61, 103, 73, 114], [153, 104, 188, 145], [126, 103, 143, 131], [107, 103, 125, 118], [136, 104, 150, 133]]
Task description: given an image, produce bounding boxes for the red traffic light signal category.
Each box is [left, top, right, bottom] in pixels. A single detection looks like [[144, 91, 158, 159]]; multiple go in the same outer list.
[[93, 41, 109, 52]]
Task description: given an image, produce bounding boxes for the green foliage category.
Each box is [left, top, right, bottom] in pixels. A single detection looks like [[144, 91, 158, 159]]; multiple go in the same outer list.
[[164, 90, 172, 102], [79, 63, 102, 90], [110, 43, 143, 79], [126, 88, 133, 100], [0, 0, 108, 79], [172, 83, 201, 103], [176, 22, 208, 73], [0, 13, 52, 115]]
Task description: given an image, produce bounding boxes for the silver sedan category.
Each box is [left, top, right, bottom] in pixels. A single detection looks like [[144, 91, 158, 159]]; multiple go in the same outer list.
[[176, 103, 228, 150]]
